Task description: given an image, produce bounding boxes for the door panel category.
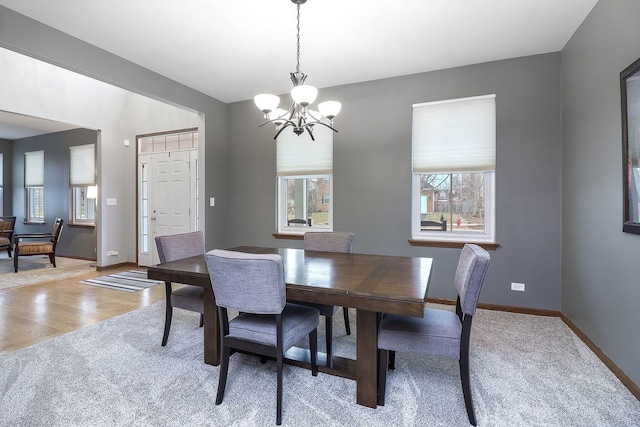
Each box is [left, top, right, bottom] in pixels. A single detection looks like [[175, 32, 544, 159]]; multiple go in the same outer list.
[[138, 150, 195, 266]]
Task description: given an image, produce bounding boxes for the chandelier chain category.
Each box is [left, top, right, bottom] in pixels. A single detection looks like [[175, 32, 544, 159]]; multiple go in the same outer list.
[[296, 3, 301, 74]]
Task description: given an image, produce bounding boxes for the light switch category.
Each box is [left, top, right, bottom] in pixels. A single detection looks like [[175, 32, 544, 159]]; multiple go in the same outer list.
[[107, 198, 117, 206], [210, 197, 215, 207]]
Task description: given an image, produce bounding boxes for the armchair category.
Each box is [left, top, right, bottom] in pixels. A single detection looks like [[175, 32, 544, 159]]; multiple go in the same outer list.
[[13, 218, 64, 273], [0, 216, 16, 257]]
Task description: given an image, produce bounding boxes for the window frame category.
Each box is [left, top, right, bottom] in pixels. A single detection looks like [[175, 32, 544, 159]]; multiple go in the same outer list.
[[71, 186, 96, 226], [0, 152, 3, 216], [26, 186, 44, 223], [25, 150, 44, 224], [277, 174, 334, 234], [69, 144, 96, 226], [411, 94, 496, 243], [411, 172, 495, 243]]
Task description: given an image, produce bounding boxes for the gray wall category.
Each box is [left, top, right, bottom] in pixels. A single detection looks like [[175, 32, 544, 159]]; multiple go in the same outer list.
[[227, 53, 563, 310], [561, 0, 640, 387], [0, 6, 228, 257], [11, 128, 97, 259]]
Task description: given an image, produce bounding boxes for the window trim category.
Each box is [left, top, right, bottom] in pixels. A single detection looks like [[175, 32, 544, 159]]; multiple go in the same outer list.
[[411, 170, 495, 244], [71, 186, 96, 226], [69, 144, 96, 226], [26, 186, 44, 223], [25, 150, 45, 224], [411, 94, 496, 244], [276, 174, 334, 235]]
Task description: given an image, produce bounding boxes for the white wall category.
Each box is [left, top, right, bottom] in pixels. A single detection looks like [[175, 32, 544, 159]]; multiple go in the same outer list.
[[0, 47, 198, 266]]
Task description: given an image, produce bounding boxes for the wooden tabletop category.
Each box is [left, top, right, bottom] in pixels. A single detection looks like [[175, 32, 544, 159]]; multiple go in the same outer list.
[[231, 246, 432, 317]]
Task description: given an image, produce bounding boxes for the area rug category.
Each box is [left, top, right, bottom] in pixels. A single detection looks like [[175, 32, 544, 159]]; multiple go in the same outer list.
[[1, 303, 639, 426], [80, 270, 163, 292], [0, 254, 94, 291]]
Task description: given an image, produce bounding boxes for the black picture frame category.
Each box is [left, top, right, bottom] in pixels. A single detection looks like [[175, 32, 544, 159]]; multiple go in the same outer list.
[[621, 57, 640, 235]]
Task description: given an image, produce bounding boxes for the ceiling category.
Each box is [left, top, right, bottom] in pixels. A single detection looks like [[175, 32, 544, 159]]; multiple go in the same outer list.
[[0, 0, 599, 138], [0, 111, 81, 140]]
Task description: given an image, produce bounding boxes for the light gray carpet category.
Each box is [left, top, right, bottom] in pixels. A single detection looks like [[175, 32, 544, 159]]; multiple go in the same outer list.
[[1, 303, 639, 426]]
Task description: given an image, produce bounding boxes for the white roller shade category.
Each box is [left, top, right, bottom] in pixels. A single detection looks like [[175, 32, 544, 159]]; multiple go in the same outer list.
[[70, 144, 96, 186], [412, 95, 496, 173], [277, 124, 333, 176], [25, 150, 44, 187]]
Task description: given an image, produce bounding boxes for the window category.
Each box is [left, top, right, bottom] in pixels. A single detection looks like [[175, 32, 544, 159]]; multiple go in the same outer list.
[[70, 144, 96, 225], [0, 153, 3, 215], [277, 124, 333, 233], [138, 129, 198, 153], [412, 95, 496, 242], [25, 150, 45, 223]]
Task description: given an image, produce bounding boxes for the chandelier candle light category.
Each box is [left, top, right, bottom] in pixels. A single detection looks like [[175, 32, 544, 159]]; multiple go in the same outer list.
[[254, 0, 341, 140]]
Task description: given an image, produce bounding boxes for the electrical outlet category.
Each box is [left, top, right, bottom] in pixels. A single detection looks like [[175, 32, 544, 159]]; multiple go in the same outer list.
[[511, 282, 525, 292], [107, 250, 119, 256]]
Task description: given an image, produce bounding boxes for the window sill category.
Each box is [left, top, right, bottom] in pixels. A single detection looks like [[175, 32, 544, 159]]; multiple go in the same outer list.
[[273, 233, 304, 241], [22, 221, 45, 226], [69, 223, 96, 228], [408, 239, 500, 250]]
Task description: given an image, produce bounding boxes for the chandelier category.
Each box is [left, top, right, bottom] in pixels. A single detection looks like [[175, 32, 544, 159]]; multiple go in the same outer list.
[[254, 0, 341, 140]]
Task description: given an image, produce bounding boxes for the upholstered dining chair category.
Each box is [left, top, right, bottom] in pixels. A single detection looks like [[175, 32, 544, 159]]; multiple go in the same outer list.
[[292, 231, 354, 367], [13, 217, 64, 272], [377, 244, 490, 426], [0, 216, 16, 257], [155, 231, 206, 346], [205, 249, 319, 426]]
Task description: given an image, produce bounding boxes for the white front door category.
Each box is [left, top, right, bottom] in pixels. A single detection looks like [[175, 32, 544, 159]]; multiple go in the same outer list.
[[138, 150, 196, 266]]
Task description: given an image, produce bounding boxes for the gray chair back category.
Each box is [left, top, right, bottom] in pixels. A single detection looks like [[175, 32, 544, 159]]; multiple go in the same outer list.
[[206, 249, 286, 315], [155, 231, 205, 263], [304, 231, 354, 253], [455, 244, 491, 316]]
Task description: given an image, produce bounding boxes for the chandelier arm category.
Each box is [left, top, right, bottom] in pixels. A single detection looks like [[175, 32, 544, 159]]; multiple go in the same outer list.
[[305, 126, 316, 141], [273, 122, 293, 140], [259, 117, 297, 128], [302, 120, 339, 133]]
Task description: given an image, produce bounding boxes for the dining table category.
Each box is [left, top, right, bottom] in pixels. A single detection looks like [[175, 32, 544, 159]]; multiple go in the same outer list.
[[147, 246, 433, 408]]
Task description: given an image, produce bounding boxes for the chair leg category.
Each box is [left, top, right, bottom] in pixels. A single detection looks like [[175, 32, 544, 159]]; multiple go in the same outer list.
[[49, 253, 56, 267], [276, 350, 283, 425], [343, 306, 351, 335], [325, 315, 333, 367], [215, 345, 231, 405], [460, 316, 477, 426], [309, 328, 318, 376], [389, 350, 396, 370], [460, 355, 476, 425], [161, 284, 173, 346], [377, 349, 389, 406], [199, 313, 204, 327], [13, 250, 18, 273]]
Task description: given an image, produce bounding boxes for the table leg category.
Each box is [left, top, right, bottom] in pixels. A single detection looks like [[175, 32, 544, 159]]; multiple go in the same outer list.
[[356, 309, 378, 408], [203, 285, 220, 366]]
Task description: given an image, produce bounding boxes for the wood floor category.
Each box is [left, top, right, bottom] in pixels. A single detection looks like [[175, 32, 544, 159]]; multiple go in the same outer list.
[[0, 265, 166, 354]]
